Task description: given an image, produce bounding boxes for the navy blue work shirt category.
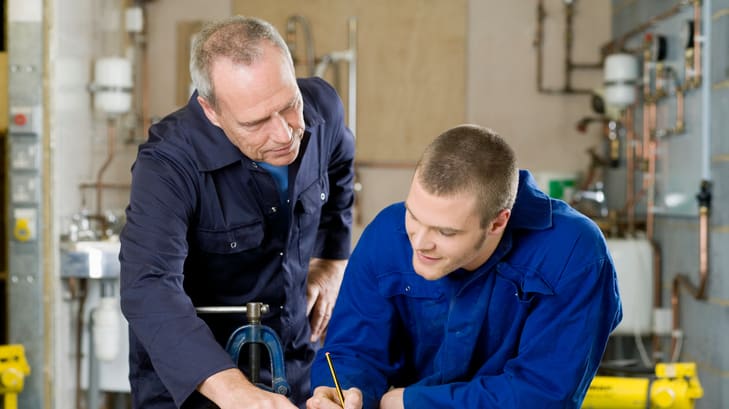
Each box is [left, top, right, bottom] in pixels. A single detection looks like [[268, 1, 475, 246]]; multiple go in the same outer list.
[[120, 77, 355, 409]]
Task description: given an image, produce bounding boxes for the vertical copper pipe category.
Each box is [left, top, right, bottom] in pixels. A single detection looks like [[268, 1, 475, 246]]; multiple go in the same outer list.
[[697, 205, 709, 297], [670, 182, 711, 359], [564, 1, 575, 92], [641, 41, 652, 163], [641, 103, 651, 164], [692, 0, 702, 83], [651, 241, 662, 356], [624, 107, 636, 235], [670, 275, 681, 356], [96, 118, 117, 224], [675, 87, 685, 133], [534, 0, 546, 92], [645, 140, 657, 241], [655, 63, 666, 99]]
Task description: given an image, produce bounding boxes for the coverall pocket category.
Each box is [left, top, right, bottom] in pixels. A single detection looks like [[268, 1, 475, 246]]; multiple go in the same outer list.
[[377, 272, 447, 343], [195, 221, 265, 254]]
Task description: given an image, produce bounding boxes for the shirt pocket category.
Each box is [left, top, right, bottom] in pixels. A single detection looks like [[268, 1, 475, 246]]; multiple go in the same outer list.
[[496, 262, 554, 304], [296, 176, 329, 215], [377, 272, 447, 344], [294, 177, 329, 262], [195, 220, 264, 255]]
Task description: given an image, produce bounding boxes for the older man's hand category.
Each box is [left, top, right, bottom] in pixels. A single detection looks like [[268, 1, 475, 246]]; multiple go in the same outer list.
[[306, 258, 347, 342]]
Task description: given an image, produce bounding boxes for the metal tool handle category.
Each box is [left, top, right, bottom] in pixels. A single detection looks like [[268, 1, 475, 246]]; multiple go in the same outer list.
[[196, 302, 270, 322]]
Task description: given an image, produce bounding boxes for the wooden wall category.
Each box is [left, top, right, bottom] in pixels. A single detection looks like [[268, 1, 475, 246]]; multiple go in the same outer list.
[[232, 0, 467, 163]]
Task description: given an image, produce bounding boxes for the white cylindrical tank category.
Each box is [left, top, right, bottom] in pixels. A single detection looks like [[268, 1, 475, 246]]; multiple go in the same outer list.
[[92, 296, 121, 361], [604, 53, 638, 109], [607, 238, 653, 335], [93, 57, 133, 114]]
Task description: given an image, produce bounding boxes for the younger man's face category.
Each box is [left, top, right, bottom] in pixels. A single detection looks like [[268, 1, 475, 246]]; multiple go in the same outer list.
[[404, 175, 504, 281]]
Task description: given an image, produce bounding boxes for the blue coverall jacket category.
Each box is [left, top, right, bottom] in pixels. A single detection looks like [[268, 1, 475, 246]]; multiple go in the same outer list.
[[120, 77, 355, 408], [311, 170, 622, 408]]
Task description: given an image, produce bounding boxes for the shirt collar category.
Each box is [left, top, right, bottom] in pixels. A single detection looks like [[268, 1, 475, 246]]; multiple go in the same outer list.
[[476, 170, 553, 271], [188, 81, 326, 172], [507, 170, 553, 231]]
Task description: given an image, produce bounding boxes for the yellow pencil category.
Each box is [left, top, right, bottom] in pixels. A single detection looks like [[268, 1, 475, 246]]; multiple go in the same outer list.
[[325, 352, 346, 407]]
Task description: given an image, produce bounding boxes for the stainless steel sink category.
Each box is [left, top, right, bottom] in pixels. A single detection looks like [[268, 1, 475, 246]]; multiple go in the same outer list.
[[60, 240, 121, 279]]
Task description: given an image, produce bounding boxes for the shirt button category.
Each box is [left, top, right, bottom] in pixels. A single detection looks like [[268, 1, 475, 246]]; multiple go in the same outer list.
[[271, 206, 277, 213], [230, 242, 237, 249], [405, 285, 411, 292], [279, 252, 284, 256], [320, 193, 326, 200], [251, 162, 258, 168]]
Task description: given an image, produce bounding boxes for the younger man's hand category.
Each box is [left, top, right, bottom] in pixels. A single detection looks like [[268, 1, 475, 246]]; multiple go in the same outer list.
[[306, 386, 363, 409], [379, 388, 404, 409]]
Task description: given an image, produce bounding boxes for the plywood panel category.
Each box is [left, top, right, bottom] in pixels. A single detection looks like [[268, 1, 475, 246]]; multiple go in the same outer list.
[[233, 0, 467, 162]]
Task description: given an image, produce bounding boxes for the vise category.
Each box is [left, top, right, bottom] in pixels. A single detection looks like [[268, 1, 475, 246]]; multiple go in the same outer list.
[[196, 302, 290, 396]]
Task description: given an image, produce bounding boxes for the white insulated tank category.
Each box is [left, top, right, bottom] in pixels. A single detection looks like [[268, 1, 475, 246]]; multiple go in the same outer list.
[[606, 238, 653, 335], [93, 57, 133, 114], [603, 53, 638, 109]]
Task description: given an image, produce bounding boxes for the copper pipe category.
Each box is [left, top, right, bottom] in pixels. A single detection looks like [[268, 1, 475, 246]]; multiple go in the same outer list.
[[641, 103, 650, 165], [564, 0, 575, 92], [654, 67, 686, 138], [654, 63, 667, 99], [624, 107, 636, 235], [642, 102, 657, 163], [645, 140, 657, 241], [692, 0, 702, 85], [650, 241, 663, 357], [670, 181, 711, 358], [649, 103, 657, 138], [533, 0, 596, 95], [96, 118, 117, 223], [671, 66, 686, 133], [641, 39, 653, 164], [682, 0, 703, 89], [698, 207, 709, 296], [534, 0, 547, 93], [676, 87, 685, 133], [601, 2, 687, 57], [74, 279, 88, 409]]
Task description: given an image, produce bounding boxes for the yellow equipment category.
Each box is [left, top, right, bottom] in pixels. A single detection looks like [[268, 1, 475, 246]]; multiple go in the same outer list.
[[0, 345, 31, 409], [582, 362, 703, 409]]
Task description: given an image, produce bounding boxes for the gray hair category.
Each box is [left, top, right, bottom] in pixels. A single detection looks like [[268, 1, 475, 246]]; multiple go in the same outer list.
[[189, 15, 292, 108], [416, 124, 519, 227]]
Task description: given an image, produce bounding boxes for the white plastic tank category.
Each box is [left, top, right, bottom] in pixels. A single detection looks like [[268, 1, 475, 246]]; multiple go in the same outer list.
[[603, 53, 638, 109], [92, 57, 133, 114], [606, 238, 653, 335]]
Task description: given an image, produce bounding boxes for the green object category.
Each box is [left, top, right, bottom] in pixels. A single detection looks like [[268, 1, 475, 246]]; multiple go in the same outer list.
[[548, 179, 575, 200]]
